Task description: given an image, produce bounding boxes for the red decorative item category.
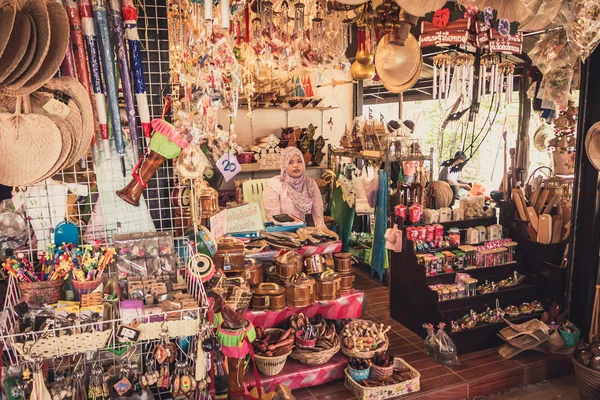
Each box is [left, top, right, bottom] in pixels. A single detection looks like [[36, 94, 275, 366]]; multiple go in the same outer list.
[[245, 290, 364, 328], [433, 8, 450, 28]]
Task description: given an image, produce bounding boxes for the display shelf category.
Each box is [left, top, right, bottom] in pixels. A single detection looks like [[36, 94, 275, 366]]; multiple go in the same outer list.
[[245, 352, 348, 391], [245, 290, 364, 328], [389, 216, 545, 355], [437, 283, 536, 313], [425, 261, 519, 285], [238, 106, 339, 111], [444, 312, 544, 355], [330, 149, 433, 163], [403, 216, 498, 230], [240, 164, 326, 173]]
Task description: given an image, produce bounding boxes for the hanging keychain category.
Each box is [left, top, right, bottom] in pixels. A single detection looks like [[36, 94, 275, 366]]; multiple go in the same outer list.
[[141, 356, 159, 388]]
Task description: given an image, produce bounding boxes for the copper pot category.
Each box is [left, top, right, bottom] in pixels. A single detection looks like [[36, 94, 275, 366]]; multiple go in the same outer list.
[[229, 259, 263, 286], [315, 269, 341, 301], [285, 274, 315, 307], [251, 283, 286, 311], [340, 273, 355, 292], [334, 257, 353, 274], [276, 251, 303, 280], [117, 149, 166, 206], [304, 254, 325, 275]]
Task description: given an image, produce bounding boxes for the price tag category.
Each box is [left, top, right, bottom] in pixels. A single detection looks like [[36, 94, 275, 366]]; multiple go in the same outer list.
[[216, 153, 241, 182], [43, 98, 71, 118]]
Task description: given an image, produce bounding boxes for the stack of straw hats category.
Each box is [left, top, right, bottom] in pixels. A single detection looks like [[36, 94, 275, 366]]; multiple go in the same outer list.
[[374, 33, 423, 94], [0, 0, 94, 186]]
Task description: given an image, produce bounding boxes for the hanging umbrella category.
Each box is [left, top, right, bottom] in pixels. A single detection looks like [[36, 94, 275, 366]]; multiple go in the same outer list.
[[108, 0, 140, 160], [92, 0, 126, 175], [122, 0, 152, 144], [79, 0, 110, 159]]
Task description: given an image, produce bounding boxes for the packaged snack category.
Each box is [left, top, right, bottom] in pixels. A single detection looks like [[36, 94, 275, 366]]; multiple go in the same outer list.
[[409, 204, 424, 224], [394, 204, 407, 220]]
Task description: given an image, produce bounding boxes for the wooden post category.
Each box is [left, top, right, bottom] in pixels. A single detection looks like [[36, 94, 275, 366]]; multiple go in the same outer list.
[[568, 47, 600, 335]]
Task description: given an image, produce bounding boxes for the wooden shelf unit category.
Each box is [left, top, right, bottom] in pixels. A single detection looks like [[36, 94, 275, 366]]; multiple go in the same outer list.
[[390, 216, 543, 355]]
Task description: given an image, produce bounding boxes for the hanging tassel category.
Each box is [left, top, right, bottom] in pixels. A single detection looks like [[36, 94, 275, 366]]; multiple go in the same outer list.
[[446, 62, 451, 96], [441, 63, 445, 97], [221, 0, 230, 29]]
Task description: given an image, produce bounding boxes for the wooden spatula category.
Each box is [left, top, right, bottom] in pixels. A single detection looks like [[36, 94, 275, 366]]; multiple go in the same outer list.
[[538, 214, 552, 244], [527, 207, 539, 231], [536, 189, 550, 214], [551, 216, 562, 244], [513, 189, 528, 221]]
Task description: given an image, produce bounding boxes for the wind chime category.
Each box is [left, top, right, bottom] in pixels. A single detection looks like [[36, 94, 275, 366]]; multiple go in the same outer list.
[[312, 2, 325, 58], [498, 61, 515, 103], [455, 53, 475, 99], [478, 54, 500, 98], [432, 54, 452, 100]]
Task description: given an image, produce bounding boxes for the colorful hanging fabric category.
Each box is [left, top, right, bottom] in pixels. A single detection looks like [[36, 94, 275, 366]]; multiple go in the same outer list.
[[370, 169, 388, 281]]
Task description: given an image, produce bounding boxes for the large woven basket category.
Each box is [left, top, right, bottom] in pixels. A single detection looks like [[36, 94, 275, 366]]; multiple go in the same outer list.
[[341, 320, 389, 359], [253, 328, 292, 376], [572, 355, 600, 400], [19, 279, 64, 306], [290, 337, 340, 365]]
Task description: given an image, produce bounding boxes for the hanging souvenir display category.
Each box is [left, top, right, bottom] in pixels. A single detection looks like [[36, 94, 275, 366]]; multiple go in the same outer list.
[[432, 54, 452, 100]]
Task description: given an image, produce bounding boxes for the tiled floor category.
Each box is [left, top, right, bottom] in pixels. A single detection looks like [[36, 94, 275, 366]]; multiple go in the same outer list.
[[290, 266, 574, 400]]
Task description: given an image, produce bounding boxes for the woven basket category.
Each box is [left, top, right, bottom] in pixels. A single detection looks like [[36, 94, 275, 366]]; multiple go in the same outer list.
[[18, 279, 64, 306], [573, 355, 600, 400], [253, 328, 292, 376], [71, 279, 103, 301], [546, 330, 565, 349], [253, 351, 291, 376], [290, 338, 340, 365], [341, 320, 389, 359], [370, 363, 394, 379]]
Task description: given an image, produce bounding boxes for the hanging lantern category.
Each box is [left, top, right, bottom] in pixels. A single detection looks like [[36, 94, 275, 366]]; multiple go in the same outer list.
[[432, 54, 452, 100]]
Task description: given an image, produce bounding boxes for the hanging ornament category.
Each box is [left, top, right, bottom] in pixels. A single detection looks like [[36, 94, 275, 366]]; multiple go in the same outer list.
[[294, 1, 305, 36], [221, 0, 230, 29], [455, 53, 475, 99], [312, 12, 324, 58], [432, 54, 452, 99], [499, 61, 515, 103], [479, 54, 499, 98]]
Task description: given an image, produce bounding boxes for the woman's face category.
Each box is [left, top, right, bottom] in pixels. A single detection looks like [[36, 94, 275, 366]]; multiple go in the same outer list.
[[287, 154, 305, 178]]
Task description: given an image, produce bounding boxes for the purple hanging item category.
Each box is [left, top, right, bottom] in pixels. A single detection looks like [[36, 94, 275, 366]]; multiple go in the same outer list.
[[108, 0, 140, 161]]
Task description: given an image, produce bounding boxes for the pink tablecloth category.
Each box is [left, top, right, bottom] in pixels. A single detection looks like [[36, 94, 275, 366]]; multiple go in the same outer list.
[[246, 353, 349, 391], [245, 290, 364, 328], [247, 241, 343, 261]]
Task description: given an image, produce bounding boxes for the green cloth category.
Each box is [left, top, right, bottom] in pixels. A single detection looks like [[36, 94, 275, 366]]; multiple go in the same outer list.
[[150, 132, 182, 159], [331, 184, 356, 252]]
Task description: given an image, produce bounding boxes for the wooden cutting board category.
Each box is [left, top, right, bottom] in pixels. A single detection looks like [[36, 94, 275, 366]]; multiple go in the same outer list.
[[538, 214, 552, 244]]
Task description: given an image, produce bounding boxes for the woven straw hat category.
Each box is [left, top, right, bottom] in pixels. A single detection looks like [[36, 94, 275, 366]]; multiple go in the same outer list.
[[4, 13, 37, 86], [0, 96, 62, 186], [393, 0, 447, 17], [585, 122, 600, 171], [1, 1, 68, 95], [0, 0, 50, 90], [40, 77, 94, 162], [375, 34, 423, 93], [0, 2, 16, 60], [0, 12, 31, 84]]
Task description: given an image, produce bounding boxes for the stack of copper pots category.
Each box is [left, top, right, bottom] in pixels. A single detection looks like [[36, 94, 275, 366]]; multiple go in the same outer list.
[[334, 252, 354, 292]]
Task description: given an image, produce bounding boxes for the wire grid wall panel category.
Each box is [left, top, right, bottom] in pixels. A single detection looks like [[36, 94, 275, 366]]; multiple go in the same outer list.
[[9, 0, 195, 264]]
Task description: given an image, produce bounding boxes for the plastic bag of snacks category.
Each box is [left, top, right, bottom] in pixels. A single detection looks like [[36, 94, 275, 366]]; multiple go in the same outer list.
[[433, 323, 460, 366], [422, 323, 436, 357]]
